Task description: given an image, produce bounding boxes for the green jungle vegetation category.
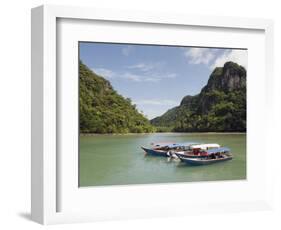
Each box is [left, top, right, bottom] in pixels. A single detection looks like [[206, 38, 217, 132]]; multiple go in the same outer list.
[[151, 62, 246, 132], [80, 61, 246, 134], [79, 61, 155, 133]]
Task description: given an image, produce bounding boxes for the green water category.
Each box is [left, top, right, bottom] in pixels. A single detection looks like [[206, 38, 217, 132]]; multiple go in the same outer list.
[[79, 133, 246, 187]]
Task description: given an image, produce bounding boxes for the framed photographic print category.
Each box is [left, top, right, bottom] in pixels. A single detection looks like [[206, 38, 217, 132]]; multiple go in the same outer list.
[[78, 42, 247, 187], [31, 5, 274, 224]]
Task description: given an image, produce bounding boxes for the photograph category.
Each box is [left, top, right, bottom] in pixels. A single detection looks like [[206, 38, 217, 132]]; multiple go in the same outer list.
[[79, 42, 247, 187]]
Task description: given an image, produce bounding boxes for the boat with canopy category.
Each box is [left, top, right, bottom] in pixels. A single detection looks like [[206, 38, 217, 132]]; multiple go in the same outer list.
[[141, 142, 197, 157], [169, 143, 221, 158], [176, 147, 232, 165]]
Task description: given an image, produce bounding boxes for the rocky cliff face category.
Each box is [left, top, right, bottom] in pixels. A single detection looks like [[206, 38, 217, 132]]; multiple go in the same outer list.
[[151, 62, 246, 132], [202, 62, 246, 93]]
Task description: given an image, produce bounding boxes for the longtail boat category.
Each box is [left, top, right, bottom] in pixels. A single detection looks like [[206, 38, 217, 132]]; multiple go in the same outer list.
[[170, 143, 221, 158], [176, 147, 232, 165], [141, 142, 197, 157]]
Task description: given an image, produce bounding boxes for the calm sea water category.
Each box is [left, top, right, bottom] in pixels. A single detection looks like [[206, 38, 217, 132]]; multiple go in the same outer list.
[[79, 133, 246, 187]]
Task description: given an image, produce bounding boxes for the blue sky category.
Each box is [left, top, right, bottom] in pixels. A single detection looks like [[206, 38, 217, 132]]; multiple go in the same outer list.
[[79, 42, 247, 119]]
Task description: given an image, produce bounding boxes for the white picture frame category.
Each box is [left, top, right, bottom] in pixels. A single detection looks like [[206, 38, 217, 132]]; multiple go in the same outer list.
[[31, 4, 274, 225]]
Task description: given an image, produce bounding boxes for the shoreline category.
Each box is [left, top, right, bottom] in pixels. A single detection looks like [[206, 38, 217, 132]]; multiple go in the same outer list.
[[80, 132, 246, 136]]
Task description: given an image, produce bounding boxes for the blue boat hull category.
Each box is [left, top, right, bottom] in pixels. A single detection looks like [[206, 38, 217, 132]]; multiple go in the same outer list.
[[141, 147, 168, 157], [178, 155, 233, 166]]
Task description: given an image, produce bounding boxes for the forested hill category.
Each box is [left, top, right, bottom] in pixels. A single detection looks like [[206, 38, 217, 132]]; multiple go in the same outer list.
[[79, 61, 155, 133], [151, 62, 246, 132]]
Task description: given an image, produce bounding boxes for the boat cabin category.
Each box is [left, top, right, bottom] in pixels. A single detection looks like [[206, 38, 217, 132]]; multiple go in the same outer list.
[[190, 143, 220, 150]]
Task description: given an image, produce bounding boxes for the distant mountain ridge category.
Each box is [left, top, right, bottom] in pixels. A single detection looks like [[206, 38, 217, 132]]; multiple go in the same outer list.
[[151, 62, 246, 132], [79, 61, 155, 133]]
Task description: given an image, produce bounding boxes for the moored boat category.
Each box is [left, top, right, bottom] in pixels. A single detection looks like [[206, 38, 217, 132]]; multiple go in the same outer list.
[[170, 143, 221, 159], [141, 142, 197, 157], [176, 147, 232, 166], [177, 154, 232, 165]]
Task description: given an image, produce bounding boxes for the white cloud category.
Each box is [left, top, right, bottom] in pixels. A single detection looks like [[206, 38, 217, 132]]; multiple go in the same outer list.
[[134, 99, 178, 106], [93, 67, 176, 83], [127, 62, 163, 72], [122, 45, 133, 56], [128, 63, 153, 72], [93, 68, 115, 79], [122, 73, 142, 82], [183, 47, 247, 70], [211, 50, 248, 69], [184, 48, 216, 65], [122, 73, 176, 82]]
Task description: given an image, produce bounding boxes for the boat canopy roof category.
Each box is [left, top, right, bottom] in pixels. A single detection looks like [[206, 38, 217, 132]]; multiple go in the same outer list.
[[166, 142, 200, 148], [152, 142, 174, 147], [153, 142, 198, 148], [191, 143, 220, 150], [206, 147, 230, 154]]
